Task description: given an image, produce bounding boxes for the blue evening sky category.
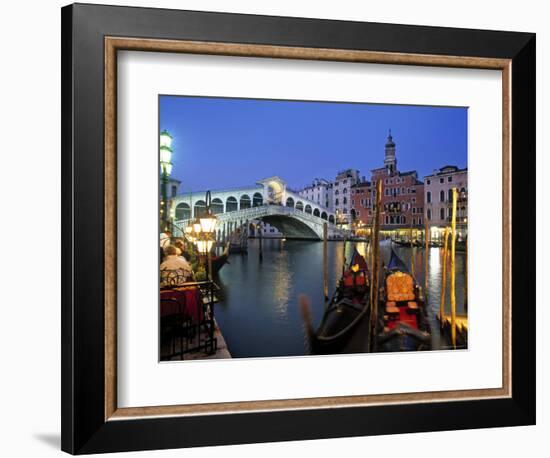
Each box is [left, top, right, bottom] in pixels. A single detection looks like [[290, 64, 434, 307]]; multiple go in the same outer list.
[[160, 95, 467, 192]]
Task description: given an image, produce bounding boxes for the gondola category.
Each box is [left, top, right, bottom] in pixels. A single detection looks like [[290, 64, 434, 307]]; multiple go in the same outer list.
[[392, 238, 422, 248], [228, 229, 248, 254], [228, 242, 247, 254], [376, 248, 431, 352], [301, 249, 371, 354], [210, 242, 230, 274]]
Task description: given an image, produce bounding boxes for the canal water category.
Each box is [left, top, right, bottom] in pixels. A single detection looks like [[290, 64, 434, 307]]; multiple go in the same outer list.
[[215, 239, 467, 358]]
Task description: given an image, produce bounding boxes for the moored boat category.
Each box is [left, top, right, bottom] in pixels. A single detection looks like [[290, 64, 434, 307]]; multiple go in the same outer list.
[[210, 242, 230, 274], [301, 249, 371, 354], [228, 242, 247, 254], [376, 248, 431, 352]]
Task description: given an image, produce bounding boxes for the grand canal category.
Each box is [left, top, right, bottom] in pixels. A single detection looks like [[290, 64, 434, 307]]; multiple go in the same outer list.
[[215, 239, 467, 358]]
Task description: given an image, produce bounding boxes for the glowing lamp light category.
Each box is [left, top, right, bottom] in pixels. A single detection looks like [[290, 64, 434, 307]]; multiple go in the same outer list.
[[159, 129, 173, 148], [200, 215, 217, 234], [199, 190, 217, 234], [195, 239, 214, 255], [159, 130, 173, 178], [160, 146, 172, 164], [193, 219, 202, 234]]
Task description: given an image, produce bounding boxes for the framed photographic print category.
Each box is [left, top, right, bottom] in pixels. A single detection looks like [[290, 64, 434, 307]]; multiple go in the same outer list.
[[61, 3, 536, 454]]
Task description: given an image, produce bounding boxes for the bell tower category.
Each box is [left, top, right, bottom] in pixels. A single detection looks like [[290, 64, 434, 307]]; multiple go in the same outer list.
[[384, 130, 397, 175]]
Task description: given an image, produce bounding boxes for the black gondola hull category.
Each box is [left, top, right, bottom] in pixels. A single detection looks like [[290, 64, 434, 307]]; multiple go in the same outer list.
[[309, 302, 369, 354], [377, 322, 431, 352]]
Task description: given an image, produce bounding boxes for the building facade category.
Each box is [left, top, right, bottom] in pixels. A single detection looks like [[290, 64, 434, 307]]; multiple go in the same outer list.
[[333, 169, 361, 226], [350, 181, 373, 228], [351, 132, 425, 232], [298, 178, 333, 211], [423, 165, 468, 239]]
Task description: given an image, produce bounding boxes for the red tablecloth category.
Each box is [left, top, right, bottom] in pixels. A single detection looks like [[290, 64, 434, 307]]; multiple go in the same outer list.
[[160, 287, 203, 322]]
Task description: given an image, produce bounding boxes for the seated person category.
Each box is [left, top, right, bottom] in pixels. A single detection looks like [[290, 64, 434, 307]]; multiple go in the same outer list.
[[160, 232, 171, 263], [172, 239, 193, 262], [160, 245, 193, 287]]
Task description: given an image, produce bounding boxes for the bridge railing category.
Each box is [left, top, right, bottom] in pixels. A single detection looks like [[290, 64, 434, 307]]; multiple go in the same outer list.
[[174, 203, 337, 229]]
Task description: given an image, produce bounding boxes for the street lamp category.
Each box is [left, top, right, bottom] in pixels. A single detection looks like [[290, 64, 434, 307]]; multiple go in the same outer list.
[[159, 129, 173, 232], [191, 191, 218, 281], [200, 190, 218, 234]]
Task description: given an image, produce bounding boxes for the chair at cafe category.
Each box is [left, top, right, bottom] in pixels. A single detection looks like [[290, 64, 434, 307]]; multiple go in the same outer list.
[[160, 268, 187, 289], [160, 296, 193, 360]]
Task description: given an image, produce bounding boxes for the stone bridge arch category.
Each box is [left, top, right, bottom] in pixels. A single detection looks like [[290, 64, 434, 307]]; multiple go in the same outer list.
[[258, 215, 319, 239]]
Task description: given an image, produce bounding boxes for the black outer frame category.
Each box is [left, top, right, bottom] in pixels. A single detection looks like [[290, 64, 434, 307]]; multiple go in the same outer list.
[[61, 3, 536, 454]]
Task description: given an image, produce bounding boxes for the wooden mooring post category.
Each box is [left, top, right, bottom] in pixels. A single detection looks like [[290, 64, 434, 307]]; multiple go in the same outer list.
[[342, 237, 347, 277], [450, 187, 458, 349], [424, 217, 430, 300], [440, 227, 449, 329], [464, 235, 468, 312], [259, 221, 263, 263], [410, 224, 415, 277], [323, 222, 329, 302], [368, 180, 382, 353]]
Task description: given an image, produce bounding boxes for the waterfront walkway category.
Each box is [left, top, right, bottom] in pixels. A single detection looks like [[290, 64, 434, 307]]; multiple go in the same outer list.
[[162, 319, 232, 361], [185, 320, 232, 361]]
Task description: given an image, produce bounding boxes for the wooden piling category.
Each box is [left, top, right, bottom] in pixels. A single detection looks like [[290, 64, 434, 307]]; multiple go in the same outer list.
[[323, 222, 329, 302], [368, 180, 382, 352], [409, 224, 415, 277], [450, 188, 458, 349], [342, 237, 347, 277], [440, 227, 449, 328], [424, 216, 430, 301], [259, 221, 263, 262], [464, 235, 468, 312], [369, 219, 376, 314]]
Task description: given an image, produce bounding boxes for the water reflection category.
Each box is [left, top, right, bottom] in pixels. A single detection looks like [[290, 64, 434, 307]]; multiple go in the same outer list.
[[215, 239, 467, 358], [271, 249, 291, 320]]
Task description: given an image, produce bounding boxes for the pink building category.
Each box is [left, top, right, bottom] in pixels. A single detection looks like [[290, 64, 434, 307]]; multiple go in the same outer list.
[[423, 165, 468, 239]]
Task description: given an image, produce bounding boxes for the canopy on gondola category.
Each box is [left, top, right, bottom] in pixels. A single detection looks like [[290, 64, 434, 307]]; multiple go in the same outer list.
[[387, 248, 409, 273], [349, 249, 369, 273]]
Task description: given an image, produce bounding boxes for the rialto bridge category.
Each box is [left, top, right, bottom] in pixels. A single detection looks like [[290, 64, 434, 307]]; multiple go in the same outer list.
[[172, 177, 344, 240]]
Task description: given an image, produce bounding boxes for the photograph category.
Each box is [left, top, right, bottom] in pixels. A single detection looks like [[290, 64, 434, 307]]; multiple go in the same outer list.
[[158, 96, 469, 361]]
